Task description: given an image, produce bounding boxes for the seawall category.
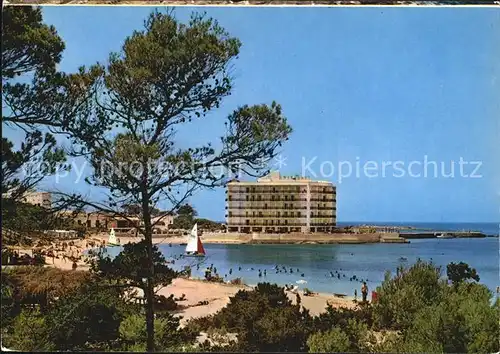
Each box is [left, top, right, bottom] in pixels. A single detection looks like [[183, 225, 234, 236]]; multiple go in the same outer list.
[[200, 232, 408, 245]]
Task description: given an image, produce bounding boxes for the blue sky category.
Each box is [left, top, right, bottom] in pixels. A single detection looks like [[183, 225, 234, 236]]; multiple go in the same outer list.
[[8, 6, 499, 223]]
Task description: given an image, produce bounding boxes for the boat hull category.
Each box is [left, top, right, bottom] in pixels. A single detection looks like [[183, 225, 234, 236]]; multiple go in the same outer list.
[[108, 243, 121, 247], [184, 253, 205, 257]]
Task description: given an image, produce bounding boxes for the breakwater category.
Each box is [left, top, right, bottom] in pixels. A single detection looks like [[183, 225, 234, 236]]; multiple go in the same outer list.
[[201, 232, 408, 244], [400, 231, 486, 239]]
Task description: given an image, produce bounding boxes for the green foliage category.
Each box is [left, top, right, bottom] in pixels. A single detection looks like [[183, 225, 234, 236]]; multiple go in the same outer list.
[[201, 282, 313, 352], [43, 282, 127, 351], [2, 310, 55, 352], [171, 204, 224, 231], [1, 199, 60, 235], [2, 6, 64, 78], [313, 302, 374, 333], [312, 304, 372, 352], [172, 214, 195, 230], [372, 260, 445, 330], [119, 313, 197, 351], [307, 327, 351, 353], [177, 204, 197, 217], [2, 6, 72, 199], [88, 240, 179, 289], [1, 273, 16, 328], [372, 262, 499, 353], [447, 261, 480, 285]]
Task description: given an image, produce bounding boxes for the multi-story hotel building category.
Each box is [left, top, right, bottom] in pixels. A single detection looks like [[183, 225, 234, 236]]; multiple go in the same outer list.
[[226, 171, 336, 233]]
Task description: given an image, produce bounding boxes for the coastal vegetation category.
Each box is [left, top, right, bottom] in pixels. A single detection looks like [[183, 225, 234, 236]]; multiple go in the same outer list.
[[171, 204, 225, 231], [2, 256, 498, 353]]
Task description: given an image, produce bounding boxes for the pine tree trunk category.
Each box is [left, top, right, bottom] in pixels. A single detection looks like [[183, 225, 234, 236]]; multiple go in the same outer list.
[[141, 188, 155, 352]]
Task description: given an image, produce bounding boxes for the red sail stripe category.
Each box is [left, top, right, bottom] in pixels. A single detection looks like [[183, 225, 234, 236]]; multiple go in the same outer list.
[[197, 236, 205, 255]]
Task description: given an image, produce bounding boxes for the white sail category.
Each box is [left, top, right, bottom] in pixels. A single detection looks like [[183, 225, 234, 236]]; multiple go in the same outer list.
[[109, 228, 118, 244], [185, 224, 198, 253]]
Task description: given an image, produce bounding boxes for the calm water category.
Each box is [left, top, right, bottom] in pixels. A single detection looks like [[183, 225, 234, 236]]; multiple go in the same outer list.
[[105, 237, 499, 298]]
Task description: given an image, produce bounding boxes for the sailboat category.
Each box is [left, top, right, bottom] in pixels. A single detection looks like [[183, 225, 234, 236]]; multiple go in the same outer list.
[[108, 228, 120, 247], [185, 224, 205, 257]]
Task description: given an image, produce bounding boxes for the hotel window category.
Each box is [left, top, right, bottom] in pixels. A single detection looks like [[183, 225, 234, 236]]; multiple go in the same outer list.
[[277, 212, 281, 217], [229, 211, 232, 217], [251, 195, 255, 201], [271, 220, 274, 225], [246, 195, 249, 201], [253, 211, 256, 217], [284, 203, 288, 209], [285, 220, 288, 225], [291, 195, 295, 201], [271, 195, 275, 201], [252, 187, 256, 193], [285, 195, 288, 201], [264, 203, 268, 209], [257, 195, 261, 201], [259, 211, 263, 217], [298, 212, 301, 217], [246, 220, 249, 225], [246, 187, 249, 193], [246, 211, 249, 217], [264, 220, 268, 225], [272, 187, 276, 192], [284, 212, 288, 217]]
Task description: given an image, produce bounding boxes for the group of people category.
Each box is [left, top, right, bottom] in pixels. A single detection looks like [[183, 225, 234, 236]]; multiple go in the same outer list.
[[3, 250, 39, 266]]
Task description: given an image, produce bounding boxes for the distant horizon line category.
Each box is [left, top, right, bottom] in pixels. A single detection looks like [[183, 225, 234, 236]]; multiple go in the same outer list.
[[209, 220, 499, 224]]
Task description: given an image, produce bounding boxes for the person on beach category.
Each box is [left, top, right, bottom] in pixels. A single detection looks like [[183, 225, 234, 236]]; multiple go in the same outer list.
[[361, 282, 368, 302], [354, 289, 358, 302]]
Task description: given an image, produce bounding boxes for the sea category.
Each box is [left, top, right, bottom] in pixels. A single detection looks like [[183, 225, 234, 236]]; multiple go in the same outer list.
[[104, 222, 499, 299]]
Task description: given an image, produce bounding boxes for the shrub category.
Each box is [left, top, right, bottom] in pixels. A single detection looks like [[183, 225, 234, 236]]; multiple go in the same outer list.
[[381, 279, 500, 353], [447, 262, 480, 285], [206, 282, 312, 352], [44, 283, 127, 351], [372, 260, 445, 330], [2, 309, 55, 351], [307, 327, 350, 353], [154, 294, 178, 312], [119, 312, 197, 351], [313, 303, 374, 333]]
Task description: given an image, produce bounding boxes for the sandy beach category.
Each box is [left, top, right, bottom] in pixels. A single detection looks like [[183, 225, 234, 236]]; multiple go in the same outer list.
[[9, 236, 356, 325], [159, 277, 356, 325]]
